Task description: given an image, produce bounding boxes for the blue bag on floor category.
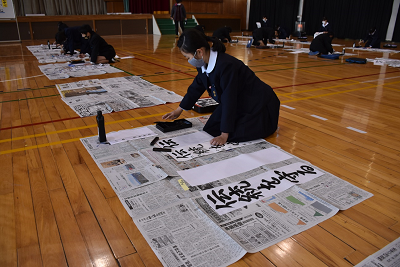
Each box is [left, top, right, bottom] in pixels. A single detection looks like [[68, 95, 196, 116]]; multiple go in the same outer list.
[[345, 57, 367, 64], [320, 54, 341, 59]]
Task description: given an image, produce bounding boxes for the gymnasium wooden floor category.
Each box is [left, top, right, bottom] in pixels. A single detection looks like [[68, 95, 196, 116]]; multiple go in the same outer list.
[[1, 33, 400, 267]]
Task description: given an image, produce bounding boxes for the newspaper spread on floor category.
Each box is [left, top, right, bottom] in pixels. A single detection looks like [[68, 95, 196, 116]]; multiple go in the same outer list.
[[38, 62, 123, 80], [57, 76, 183, 117], [26, 44, 89, 63], [354, 237, 400, 267], [81, 116, 374, 267], [345, 47, 400, 53]]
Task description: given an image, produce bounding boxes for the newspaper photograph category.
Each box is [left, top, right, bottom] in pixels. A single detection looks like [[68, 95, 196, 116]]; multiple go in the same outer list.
[[133, 198, 247, 267]]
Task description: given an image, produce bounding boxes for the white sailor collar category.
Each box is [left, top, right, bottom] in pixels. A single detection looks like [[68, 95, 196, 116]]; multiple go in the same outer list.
[[201, 50, 218, 75]]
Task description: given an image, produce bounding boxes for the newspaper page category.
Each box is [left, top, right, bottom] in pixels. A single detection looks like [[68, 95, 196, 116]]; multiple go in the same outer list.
[[354, 237, 400, 267], [194, 185, 339, 253], [56, 77, 183, 117], [38, 63, 123, 80], [81, 136, 167, 193], [298, 168, 374, 210], [133, 198, 247, 267], [119, 179, 185, 218]]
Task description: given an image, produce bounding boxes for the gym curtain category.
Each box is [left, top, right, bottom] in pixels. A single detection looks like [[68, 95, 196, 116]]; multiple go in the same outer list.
[[249, 0, 393, 40], [14, 0, 106, 16], [248, 0, 299, 34], [129, 0, 169, 14], [302, 0, 393, 40]]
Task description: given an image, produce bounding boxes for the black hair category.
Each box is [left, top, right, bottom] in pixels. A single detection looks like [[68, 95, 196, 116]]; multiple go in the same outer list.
[[177, 28, 226, 54], [55, 31, 66, 44], [79, 24, 94, 34], [194, 25, 205, 33], [176, 0, 182, 3], [58, 22, 68, 32], [322, 17, 328, 21]]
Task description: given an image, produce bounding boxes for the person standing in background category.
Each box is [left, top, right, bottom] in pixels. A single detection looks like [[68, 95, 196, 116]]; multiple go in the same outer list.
[[170, 0, 187, 38]]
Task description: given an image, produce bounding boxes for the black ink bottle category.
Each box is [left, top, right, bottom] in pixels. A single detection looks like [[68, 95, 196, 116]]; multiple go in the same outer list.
[[47, 40, 51, 49], [96, 110, 107, 143]]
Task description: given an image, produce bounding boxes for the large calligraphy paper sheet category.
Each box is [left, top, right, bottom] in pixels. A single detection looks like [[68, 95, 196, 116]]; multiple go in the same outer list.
[[177, 147, 292, 186]]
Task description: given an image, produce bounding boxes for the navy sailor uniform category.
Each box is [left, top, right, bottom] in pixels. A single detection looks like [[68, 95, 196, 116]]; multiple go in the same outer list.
[[179, 51, 280, 142]]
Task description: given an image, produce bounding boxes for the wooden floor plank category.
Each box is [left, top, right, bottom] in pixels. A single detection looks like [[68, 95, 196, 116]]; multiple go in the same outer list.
[[12, 152, 38, 249], [118, 253, 146, 267], [29, 168, 67, 267], [73, 164, 136, 258], [319, 219, 378, 256], [17, 245, 43, 267], [49, 188, 94, 267], [106, 196, 164, 267], [75, 211, 120, 267], [0, 193, 17, 267], [292, 232, 353, 267]]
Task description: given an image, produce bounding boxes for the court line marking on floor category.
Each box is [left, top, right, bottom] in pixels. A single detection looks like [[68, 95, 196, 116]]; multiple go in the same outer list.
[[273, 70, 400, 89], [3, 78, 397, 154], [0, 137, 84, 155], [277, 81, 360, 97], [310, 115, 328, 121], [0, 116, 81, 131], [0, 85, 56, 94], [281, 80, 400, 103], [2, 76, 398, 135], [0, 94, 59, 104], [360, 75, 400, 83], [281, 105, 295, 110], [346, 127, 367, 134], [0, 112, 166, 144], [0, 74, 46, 82]]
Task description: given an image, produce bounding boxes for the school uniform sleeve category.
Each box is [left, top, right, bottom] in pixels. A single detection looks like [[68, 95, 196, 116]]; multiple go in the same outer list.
[[369, 33, 380, 48], [170, 5, 176, 20], [179, 72, 206, 110], [181, 5, 186, 19], [80, 38, 90, 54], [223, 28, 232, 42], [322, 34, 333, 53], [63, 29, 74, 55], [89, 34, 100, 63], [218, 62, 240, 133]]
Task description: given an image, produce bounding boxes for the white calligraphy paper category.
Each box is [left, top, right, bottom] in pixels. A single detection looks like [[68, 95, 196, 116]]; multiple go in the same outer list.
[[177, 147, 292, 185], [200, 162, 324, 215]]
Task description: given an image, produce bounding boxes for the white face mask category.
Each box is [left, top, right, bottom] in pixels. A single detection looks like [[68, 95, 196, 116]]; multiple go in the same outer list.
[[263, 19, 267, 22], [322, 21, 327, 26], [188, 51, 205, 68]]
